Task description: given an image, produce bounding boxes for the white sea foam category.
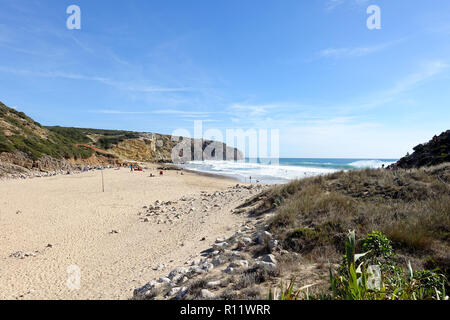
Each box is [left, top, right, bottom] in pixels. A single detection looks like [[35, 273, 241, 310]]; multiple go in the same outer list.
[[348, 160, 395, 169], [179, 159, 397, 184], [180, 160, 337, 184]]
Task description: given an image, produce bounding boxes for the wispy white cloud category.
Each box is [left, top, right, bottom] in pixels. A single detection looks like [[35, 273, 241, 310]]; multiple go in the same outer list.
[[152, 109, 211, 116], [89, 110, 150, 115], [319, 40, 403, 59], [330, 60, 449, 113], [0, 65, 109, 82], [228, 103, 278, 117], [223, 60, 449, 131], [0, 65, 195, 93], [325, 0, 346, 11], [325, 0, 369, 12], [121, 85, 195, 93], [387, 60, 449, 95], [89, 109, 211, 118], [182, 119, 219, 123], [0, 24, 11, 43]]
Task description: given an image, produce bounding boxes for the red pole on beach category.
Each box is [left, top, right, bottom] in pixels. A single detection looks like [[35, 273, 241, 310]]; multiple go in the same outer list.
[[101, 169, 104, 192]]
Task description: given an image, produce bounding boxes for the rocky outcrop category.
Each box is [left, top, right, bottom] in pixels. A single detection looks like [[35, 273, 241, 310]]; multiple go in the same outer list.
[[0, 150, 124, 179], [0, 151, 33, 169], [390, 130, 449, 169], [112, 139, 156, 162]]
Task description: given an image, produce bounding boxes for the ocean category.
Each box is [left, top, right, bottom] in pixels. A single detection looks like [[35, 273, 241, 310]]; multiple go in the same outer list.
[[179, 158, 398, 184]]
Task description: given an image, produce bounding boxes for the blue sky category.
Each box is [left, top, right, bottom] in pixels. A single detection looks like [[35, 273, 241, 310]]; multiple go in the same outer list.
[[0, 0, 449, 158]]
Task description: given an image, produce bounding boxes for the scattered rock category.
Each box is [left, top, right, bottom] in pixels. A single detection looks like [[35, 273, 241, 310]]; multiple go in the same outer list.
[[168, 267, 188, 279], [200, 289, 215, 299], [231, 252, 242, 259], [189, 266, 206, 275], [171, 274, 184, 283], [261, 254, 277, 264], [191, 259, 201, 266], [176, 286, 188, 299], [200, 262, 214, 272], [255, 261, 277, 270], [256, 230, 272, 244], [269, 240, 279, 251], [153, 264, 165, 271], [213, 242, 228, 250], [242, 237, 252, 244], [230, 260, 249, 269], [129, 184, 273, 300], [206, 280, 221, 288], [158, 277, 171, 284], [223, 266, 234, 274], [212, 256, 226, 267], [168, 287, 181, 296], [9, 251, 36, 259], [133, 281, 159, 299]]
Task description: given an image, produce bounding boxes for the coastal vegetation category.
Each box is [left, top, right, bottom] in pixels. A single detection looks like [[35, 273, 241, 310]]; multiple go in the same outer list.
[[270, 230, 447, 300], [249, 162, 449, 299]]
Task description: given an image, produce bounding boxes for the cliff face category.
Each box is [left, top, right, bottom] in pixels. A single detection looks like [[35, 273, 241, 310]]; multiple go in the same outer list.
[[391, 130, 450, 169], [0, 101, 243, 178], [110, 135, 243, 163]]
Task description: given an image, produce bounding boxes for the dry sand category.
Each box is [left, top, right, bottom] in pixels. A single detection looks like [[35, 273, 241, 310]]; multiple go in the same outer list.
[[0, 166, 252, 300]]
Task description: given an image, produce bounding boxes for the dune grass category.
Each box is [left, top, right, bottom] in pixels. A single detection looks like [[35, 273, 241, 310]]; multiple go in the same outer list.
[[247, 164, 450, 296]]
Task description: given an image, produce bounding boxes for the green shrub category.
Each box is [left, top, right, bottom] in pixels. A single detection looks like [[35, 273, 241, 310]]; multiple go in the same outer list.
[[361, 231, 396, 264], [329, 231, 447, 300]]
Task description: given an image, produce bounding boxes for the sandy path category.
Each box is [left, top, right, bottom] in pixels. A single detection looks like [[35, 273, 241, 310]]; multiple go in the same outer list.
[[0, 167, 248, 300]]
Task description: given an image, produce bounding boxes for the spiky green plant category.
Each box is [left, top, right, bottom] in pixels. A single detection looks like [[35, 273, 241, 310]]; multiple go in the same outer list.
[[329, 230, 447, 300], [268, 277, 301, 300]]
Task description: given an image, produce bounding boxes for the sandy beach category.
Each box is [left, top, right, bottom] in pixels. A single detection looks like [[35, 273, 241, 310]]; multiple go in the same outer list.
[[0, 166, 259, 300]]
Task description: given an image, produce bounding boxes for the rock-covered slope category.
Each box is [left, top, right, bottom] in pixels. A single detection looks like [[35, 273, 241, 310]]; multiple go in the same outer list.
[[391, 130, 449, 169], [0, 101, 243, 178]]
